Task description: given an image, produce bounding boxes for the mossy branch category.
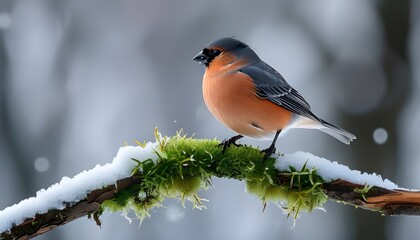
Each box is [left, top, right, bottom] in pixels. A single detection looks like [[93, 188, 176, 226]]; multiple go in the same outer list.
[[2, 131, 420, 240]]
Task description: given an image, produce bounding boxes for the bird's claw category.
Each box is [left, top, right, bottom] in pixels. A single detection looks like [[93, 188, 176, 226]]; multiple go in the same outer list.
[[261, 146, 276, 160], [218, 135, 243, 153]]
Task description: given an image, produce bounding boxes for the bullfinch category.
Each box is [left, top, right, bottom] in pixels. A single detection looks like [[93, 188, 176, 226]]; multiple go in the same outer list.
[[193, 37, 356, 158]]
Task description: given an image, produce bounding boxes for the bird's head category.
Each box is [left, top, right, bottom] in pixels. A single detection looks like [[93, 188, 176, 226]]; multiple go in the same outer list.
[[193, 37, 260, 68]]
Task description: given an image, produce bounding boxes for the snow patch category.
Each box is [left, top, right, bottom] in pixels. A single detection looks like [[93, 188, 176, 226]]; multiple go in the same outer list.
[[0, 142, 159, 233], [275, 151, 399, 190]]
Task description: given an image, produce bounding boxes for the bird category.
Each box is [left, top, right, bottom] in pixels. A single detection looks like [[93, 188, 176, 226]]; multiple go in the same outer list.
[[193, 37, 356, 158]]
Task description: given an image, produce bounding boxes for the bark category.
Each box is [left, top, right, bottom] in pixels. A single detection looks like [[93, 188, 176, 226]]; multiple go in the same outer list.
[[322, 180, 420, 216]]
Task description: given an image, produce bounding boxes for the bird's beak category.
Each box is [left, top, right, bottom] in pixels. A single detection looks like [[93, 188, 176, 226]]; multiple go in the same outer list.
[[193, 51, 209, 64]]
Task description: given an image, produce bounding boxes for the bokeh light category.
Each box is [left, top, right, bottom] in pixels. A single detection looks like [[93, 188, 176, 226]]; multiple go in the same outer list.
[[373, 128, 388, 145]]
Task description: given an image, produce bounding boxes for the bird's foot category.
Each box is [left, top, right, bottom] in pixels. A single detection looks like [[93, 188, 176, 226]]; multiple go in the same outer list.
[[261, 145, 276, 160], [218, 135, 243, 153]]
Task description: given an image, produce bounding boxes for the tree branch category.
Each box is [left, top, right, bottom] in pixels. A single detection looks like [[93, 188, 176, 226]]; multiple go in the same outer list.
[[322, 179, 420, 215], [0, 176, 141, 240], [1, 134, 420, 239], [3, 175, 420, 240]]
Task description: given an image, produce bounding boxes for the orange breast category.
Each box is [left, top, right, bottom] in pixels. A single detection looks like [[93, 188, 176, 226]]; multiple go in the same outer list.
[[202, 70, 292, 139]]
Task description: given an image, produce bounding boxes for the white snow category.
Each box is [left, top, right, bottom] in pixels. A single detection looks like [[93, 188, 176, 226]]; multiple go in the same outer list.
[[0, 142, 159, 233], [0, 143, 402, 233], [276, 151, 399, 190]]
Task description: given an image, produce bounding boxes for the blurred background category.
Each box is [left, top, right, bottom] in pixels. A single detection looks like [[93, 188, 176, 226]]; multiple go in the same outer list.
[[0, 0, 419, 239]]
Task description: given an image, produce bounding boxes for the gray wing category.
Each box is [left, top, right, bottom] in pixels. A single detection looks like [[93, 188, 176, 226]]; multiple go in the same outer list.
[[239, 61, 320, 122]]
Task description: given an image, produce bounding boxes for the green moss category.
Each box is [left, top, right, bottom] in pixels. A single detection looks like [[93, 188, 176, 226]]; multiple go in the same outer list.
[[100, 129, 328, 223], [246, 181, 288, 202], [246, 163, 327, 218], [354, 184, 373, 201]]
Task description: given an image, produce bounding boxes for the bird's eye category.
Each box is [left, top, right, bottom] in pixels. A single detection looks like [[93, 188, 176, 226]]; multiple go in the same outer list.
[[212, 49, 221, 56]]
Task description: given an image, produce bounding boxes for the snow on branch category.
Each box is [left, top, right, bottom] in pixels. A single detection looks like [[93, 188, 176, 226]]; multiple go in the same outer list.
[[1, 129, 420, 240]]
